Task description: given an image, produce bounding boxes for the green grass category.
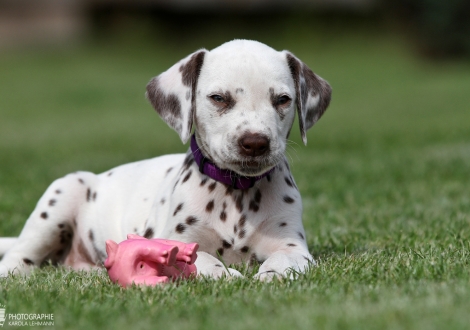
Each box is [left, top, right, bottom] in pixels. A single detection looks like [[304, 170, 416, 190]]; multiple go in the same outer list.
[[1, 20, 470, 329]]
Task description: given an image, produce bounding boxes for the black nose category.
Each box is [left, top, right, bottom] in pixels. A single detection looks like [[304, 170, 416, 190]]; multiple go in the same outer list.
[[238, 133, 270, 157]]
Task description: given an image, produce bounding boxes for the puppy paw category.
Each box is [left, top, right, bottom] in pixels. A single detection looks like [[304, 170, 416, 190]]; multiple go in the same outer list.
[[199, 264, 244, 279], [254, 270, 282, 282]]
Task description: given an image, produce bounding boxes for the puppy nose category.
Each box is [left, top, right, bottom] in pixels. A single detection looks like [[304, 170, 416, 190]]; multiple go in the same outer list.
[[238, 133, 270, 157]]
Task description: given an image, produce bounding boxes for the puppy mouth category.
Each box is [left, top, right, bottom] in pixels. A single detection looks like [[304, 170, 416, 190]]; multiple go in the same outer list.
[[233, 160, 260, 168], [228, 158, 276, 176]]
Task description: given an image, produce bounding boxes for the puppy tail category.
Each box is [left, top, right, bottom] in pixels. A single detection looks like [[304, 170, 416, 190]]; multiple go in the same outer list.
[[0, 237, 18, 256]]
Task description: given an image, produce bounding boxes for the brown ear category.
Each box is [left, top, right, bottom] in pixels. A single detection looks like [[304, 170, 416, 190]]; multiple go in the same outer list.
[[146, 49, 207, 144], [284, 51, 332, 145]]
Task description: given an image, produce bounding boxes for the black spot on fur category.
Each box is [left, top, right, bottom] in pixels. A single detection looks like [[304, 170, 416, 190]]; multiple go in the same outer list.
[[216, 247, 224, 256], [298, 232, 305, 240], [166, 167, 174, 175], [238, 229, 246, 239], [78, 178, 84, 184], [55, 189, 62, 194], [107, 172, 113, 176], [173, 203, 184, 216], [89, 229, 94, 241], [49, 199, 56, 206], [236, 88, 244, 94], [234, 225, 238, 233], [241, 246, 249, 253], [144, 228, 154, 239], [283, 196, 295, 204], [208, 182, 217, 192], [287, 243, 297, 247], [266, 174, 271, 182], [186, 216, 198, 225], [92, 192, 97, 201], [160, 198, 166, 205], [23, 258, 34, 266], [236, 195, 244, 213], [206, 200, 214, 213], [280, 222, 287, 227], [249, 201, 259, 212], [176, 223, 186, 234], [285, 177, 293, 187], [225, 186, 234, 196], [186, 159, 194, 170], [249, 189, 262, 212], [220, 211, 227, 222], [255, 189, 262, 202], [182, 170, 192, 183], [181, 153, 194, 173], [58, 223, 64, 229], [172, 179, 180, 194], [200, 177, 209, 186], [183, 154, 194, 172], [86, 188, 91, 202], [222, 240, 232, 249], [215, 264, 222, 267], [219, 202, 228, 221], [40, 212, 48, 219], [239, 214, 247, 227]]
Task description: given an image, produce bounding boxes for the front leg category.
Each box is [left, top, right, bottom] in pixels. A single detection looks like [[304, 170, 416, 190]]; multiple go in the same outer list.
[[250, 214, 315, 281], [256, 250, 315, 281], [195, 251, 243, 279]]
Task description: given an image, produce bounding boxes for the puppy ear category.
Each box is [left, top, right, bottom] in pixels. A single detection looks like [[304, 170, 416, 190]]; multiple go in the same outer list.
[[146, 49, 207, 144], [284, 51, 332, 145]]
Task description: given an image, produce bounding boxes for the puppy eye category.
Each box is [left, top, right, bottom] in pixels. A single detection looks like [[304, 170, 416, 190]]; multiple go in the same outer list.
[[277, 95, 291, 106], [210, 94, 225, 103]]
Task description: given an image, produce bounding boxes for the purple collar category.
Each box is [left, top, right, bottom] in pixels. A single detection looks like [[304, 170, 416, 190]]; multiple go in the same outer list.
[[190, 135, 274, 190]]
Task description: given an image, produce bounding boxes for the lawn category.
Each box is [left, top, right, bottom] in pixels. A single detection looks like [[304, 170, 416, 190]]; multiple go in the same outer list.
[[0, 19, 470, 329]]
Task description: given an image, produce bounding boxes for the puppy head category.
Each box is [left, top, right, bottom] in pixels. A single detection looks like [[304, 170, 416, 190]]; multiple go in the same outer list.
[[146, 40, 331, 176]]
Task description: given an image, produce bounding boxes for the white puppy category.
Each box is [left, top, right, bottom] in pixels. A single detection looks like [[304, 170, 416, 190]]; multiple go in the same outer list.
[[0, 40, 331, 280]]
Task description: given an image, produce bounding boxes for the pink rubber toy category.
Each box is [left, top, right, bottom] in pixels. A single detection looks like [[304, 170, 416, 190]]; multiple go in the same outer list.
[[104, 234, 199, 287]]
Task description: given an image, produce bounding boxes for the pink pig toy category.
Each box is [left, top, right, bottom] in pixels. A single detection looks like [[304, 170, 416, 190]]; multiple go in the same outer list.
[[104, 234, 199, 287]]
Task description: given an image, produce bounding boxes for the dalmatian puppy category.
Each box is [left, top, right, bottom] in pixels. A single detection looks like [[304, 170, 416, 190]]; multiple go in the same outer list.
[[0, 40, 331, 280]]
